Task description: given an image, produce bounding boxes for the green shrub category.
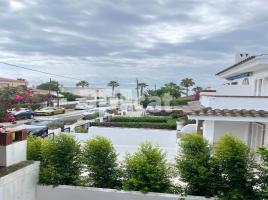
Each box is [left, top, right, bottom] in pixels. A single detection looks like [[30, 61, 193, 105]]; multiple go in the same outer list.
[[170, 99, 191, 106], [83, 136, 121, 188], [27, 136, 46, 161], [123, 142, 171, 193], [176, 133, 217, 197], [38, 134, 82, 186], [83, 112, 100, 120], [213, 135, 259, 200], [74, 126, 88, 133], [63, 118, 78, 125], [91, 121, 176, 130], [258, 147, 268, 199], [110, 116, 169, 123]]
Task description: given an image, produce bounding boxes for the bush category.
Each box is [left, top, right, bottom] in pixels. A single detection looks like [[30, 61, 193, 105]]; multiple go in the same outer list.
[[38, 134, 82, 186], [170, 99, 191, 106], [27, 136, 46, 161], [258, 147, 268, 199], [110, 116, 168, 123], [82, 112, 100, 120], [83, 136, 121, 188], [176, 133, 217, 197], [213, 135, 259, 199], [123, 142, 171, 193], [74, 126, 88, 133], [91, 121, 176, 130]]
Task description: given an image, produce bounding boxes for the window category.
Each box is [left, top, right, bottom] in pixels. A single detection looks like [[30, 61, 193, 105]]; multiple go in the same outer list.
[[242, 78, 249, 85]]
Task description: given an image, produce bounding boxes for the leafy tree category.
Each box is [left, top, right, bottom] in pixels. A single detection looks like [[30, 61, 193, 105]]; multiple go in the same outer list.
[[115, 92, 125, 100], [123, 142, 171, 193], [180, 78, 195, 96], [176, 133, 217, 197], [138, 82, 148, 96], [258, 147, 268, 199], [213, 135, 259, 200], [107, 81, 119, 97], [83, 136, 121, 188], [61, 92, 78, 101], [37, 80, 60, 91], [76, 80, 89, 88]]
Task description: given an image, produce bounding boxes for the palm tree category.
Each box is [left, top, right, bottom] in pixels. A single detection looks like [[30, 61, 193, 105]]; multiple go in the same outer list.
[[76, 80, 89, 88], [180, 78, 195, 96], [164, 82, 177, 89], [138, 82, 148, 96], [107, 81, 119, 97]]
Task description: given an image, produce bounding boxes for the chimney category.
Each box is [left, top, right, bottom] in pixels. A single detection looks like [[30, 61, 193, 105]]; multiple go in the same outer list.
[[235, 53, 250, 63]]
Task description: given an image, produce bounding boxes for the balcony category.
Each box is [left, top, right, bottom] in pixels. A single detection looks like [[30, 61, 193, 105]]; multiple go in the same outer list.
[[200, 94, 268, 111]]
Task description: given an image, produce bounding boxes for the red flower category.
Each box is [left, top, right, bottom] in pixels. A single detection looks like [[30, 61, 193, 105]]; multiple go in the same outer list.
[[13, 95, 24, 101]]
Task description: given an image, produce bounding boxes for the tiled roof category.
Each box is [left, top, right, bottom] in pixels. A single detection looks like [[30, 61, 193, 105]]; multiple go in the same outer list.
[[0, 77, 26, 83], [188, 107, 268, 118], [216, 56, 256, 76]]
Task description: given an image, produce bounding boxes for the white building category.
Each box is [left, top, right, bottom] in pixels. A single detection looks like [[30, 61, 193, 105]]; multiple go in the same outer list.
[[61, 86, 107, 101], [188, 54, 268, 152]]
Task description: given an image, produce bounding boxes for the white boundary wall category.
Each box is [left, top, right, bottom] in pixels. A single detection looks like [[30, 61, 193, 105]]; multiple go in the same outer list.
[[75, 127, 178, 162], [0, 140, 27, 167], [37, 185, 210, 200], [0, 161, 40, 200]]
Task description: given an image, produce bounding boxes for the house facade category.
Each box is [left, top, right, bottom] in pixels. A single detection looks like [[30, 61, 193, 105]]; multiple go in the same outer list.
[[188, 54, 268, 152], [0, 77, 27, 88], [60, 86, 107, 100]]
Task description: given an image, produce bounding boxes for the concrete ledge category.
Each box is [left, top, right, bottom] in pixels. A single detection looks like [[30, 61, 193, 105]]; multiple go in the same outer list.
[[0, 161, 40, 200], [37, 185, 211, 200]]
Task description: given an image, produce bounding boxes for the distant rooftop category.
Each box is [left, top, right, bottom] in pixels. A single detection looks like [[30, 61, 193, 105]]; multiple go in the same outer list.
[[0, 77, 26, 83]]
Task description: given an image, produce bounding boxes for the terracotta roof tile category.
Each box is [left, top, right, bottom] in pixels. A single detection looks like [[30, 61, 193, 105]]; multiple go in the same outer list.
[[188, 107, 268, 118]]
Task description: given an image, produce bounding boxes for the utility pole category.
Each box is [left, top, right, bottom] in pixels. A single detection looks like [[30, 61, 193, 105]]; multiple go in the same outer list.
[[47, 78, 52, 107], [57, 81, 60, 107], [136, 78, 139, 102]]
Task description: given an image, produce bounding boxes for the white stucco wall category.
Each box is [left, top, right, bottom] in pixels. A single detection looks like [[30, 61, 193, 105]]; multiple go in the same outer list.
[[200, 95, 268, 111], [0, 162, 40, 200], [203, 120, 249, 144], [37, 185, 209, 200], [75, 127, 177, 162], [0, 140, 27, 167]]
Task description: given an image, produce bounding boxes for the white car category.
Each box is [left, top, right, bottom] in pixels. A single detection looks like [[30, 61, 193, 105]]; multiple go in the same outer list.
[[75, 103, 94, 110]]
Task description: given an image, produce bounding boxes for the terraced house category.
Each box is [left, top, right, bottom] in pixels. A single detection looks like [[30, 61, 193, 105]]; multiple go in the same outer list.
[[188, 54, 268, 152]]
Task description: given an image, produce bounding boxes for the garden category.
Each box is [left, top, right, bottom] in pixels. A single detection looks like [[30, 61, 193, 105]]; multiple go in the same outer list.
[[27, 133, 268, 199], [90, 116, 177, 130]]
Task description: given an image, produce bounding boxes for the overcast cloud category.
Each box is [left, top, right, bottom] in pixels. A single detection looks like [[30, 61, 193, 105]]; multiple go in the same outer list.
[[0, 0, 268, 91]]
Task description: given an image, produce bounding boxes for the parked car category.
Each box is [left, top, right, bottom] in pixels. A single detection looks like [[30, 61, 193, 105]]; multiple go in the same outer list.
[[34, 107, 65, 116], [75, 103, 94, 110], [25, 118, 64, 130], [16, 124, 48, 137], [7, 108, 34, 120]]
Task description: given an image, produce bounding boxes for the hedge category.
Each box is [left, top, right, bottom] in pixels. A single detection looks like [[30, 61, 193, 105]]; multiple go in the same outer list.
[[110, 116, 169, 123], [90, 121, 176, 130]]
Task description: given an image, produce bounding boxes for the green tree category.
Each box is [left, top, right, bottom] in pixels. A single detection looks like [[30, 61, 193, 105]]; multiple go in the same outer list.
[[61, 92, 78, 101], [107, 81, 119, 97], [180, 78, 195, 96], [123, 142, 171, 193], [83, 136, 121, 188], [258, 147, 268, 199], [213, 135, 258, 200], [176, 133, 217, 197], [138, 82, 148, 96], [76, 80, 89, 88], [37, 80, 60, 91]]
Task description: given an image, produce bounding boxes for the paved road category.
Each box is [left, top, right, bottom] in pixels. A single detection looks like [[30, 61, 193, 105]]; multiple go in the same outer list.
[[0, 109, 85, 128]]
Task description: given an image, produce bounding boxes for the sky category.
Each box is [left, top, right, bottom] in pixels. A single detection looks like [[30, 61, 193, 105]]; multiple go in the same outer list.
[[0, 0, 268, 91]]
